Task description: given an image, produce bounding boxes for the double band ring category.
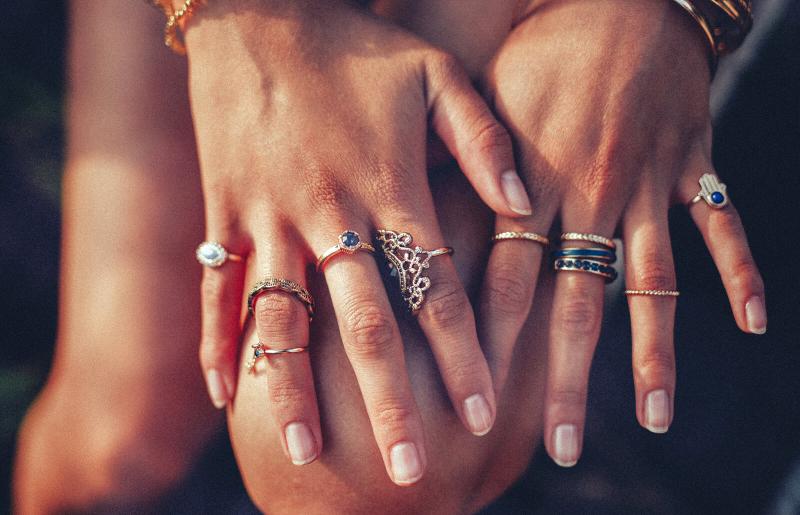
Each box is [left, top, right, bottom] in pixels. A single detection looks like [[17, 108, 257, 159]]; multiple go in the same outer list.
[[553, 247, 617, 264], [196, 241, 244, 268], [690, 172, 729, 209], [492, 231, 550, 246], [625, 289, 680, 297], [376, 229, 454, 313], [316, 230, 376, 272], [560, 232, 616, 250], [247, 278, 315, 321], [247, 342, 308, 371]]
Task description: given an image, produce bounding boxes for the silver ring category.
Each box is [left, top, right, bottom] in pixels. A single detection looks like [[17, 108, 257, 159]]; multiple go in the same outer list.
[[196, 241, 244, 268], [247, 342, 308, 371], [689, 172, 729, 209]]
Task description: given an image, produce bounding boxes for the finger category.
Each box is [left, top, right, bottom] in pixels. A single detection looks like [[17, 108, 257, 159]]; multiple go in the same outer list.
[[544, 217, 616, 467], [198, 238, 247, 410], [425, 52, 531, 218], [316, 226, 427, 486], [681, 168, 767, 334], [479, 210, 555, 394], [375, 216, 497, 438], [622, 203, 677, 434], [249, 235, 321, 466]]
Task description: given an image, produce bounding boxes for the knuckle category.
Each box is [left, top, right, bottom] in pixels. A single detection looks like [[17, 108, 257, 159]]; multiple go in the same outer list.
[[549, 387, 587, 409], [371, 397, 416, 432], [467, 121, 513, 158], [199, 338, 228, 368], [636, 349, 675, 380], [441, 354, 486, 387], [423, 280, 471, 328], [344, 304, 397, 360], [428, 51, 462, 81], [254, 293, 303, 332], [483, 264, 533, 318], [730, 259, 763, 294], [201, 273, 233, 307], [363, 160, 419, 212], [632, 259, 675, 291], [554, 289, 601, 338], [302, 162, 351, 215], [268, 378, 308, 408]]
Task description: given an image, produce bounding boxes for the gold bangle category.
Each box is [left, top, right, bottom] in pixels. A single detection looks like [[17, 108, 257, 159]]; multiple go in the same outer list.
[[146, 0, 207, 55]]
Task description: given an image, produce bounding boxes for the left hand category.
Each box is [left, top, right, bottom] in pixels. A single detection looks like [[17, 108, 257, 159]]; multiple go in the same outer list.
[[477, 0, 766, 467]]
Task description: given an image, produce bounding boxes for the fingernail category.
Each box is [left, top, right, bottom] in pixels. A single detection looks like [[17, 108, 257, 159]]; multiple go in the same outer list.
[[745, 296, 767, 334], [644, 389, 671, 433], [552, 424, 579, 467], [463, 394, 493, 436], [500, 170, 532, 215], [205, 369, 229, 409], [285, 422, 318, 465], [389, 442, 423, 485]]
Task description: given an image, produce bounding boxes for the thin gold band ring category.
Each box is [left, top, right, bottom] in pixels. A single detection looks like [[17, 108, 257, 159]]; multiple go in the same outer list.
[[492, 231, 550, 246]]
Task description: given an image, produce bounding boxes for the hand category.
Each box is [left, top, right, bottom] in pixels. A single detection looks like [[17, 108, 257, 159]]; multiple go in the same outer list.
[[477, 0, 766, 466], [184, 0, 530, 484]]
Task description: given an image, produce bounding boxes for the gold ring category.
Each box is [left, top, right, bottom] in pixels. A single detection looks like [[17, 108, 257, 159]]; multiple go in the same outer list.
[[247, 278, 315, 321], [560, 232, 616, 250], [316, 230, 375, 272], [376, 229, 454, 314], [624, 289, 680, 297], [492, 231, 550, 246], [247, 342, 308, 371], [196, 241, 244, 268]]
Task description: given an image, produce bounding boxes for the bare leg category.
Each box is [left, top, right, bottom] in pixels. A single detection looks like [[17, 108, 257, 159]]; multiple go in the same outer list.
[[13, 2, 218, 512]]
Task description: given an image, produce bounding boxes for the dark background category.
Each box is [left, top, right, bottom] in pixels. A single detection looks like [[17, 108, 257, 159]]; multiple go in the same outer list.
[[2, 1, 798, 514]]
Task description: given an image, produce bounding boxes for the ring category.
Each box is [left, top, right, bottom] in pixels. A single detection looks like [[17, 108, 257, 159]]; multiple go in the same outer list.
[[689, 172, 729, 209], [316, 230, 376, 272], [554, 258, 618, 283], [552, 247, 617, 264], [560, 232, 616, 250], [492, 231, 550, 246], [625, 289, 680, 297], [247, 342, 308, 371], [247, 278, 315, 321], [196, 241, 244, 268], [376, 229, 454, 313]]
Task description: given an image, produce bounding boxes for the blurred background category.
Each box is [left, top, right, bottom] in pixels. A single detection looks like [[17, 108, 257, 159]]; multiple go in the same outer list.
[[2, 1, 798, 513]]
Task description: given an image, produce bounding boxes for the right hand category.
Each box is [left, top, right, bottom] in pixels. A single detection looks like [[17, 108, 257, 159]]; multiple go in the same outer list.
[[182, 0, 530, 485]]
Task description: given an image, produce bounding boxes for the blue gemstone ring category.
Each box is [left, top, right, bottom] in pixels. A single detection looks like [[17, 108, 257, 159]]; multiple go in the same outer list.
[[196, 241, 244, 268], [553, 258, 618, 283], [690, 173, 729, 209], [316, 230, 376, 272], [552, 247, 617, 264]]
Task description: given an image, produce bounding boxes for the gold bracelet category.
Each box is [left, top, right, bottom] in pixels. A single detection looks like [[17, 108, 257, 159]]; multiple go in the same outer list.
[[146, 0, 207, 55]]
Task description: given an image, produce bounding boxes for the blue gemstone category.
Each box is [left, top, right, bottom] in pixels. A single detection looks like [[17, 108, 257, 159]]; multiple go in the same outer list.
[[591, 263, 599, 271], [711, 192, 725, 204], [574, 260, 582, 267], [565, 260, 573, 268], [341, 231, 360, 248], [583, 263, 591, 270]]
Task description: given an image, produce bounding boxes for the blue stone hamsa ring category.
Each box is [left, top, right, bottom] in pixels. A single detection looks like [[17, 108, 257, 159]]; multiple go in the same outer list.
[[196, 241, 244, 268], [376, 230, 454, 314], [690, 173, 729, 209]]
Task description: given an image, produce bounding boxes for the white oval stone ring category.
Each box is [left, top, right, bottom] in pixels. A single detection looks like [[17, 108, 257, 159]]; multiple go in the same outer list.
[[196, 241, 244, 268]]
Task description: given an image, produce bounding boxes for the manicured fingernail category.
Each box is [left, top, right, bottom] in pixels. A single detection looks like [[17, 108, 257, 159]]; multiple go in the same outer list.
[[285, 422, 318, 465], [389, 442, 423, 485], [501, 170, 532, 215], [463, 394, 493, 436], [552, 424, 579, 467], [745, 296, 767, 334], [205, 369, 229, 409], [644, 389, 671, 433]]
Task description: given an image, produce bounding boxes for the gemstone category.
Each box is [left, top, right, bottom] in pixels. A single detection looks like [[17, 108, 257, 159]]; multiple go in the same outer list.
[[711, 191, 725, 204], [591, 263, 599, 271], [196, 242, 226, 267], [565, 260, 573, 268], [340, 231, 361, 249]]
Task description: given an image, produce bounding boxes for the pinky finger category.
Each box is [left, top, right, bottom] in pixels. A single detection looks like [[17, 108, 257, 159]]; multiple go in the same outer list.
[[198, 242, 247, 408], [682, 170, 767, 334]]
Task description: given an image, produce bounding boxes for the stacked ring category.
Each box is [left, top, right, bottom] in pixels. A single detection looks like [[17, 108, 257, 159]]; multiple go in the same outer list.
[[552, 247, 617, 264], [554, 258, 618, 282], [553, 233, 618, 283], [560, 232, 616, 250], [625, 289, 680, 297], [247, 342, 308, 371], [247, 278, 315, 321], [492, 231, 550, 246], [316, 230, 376, 272]]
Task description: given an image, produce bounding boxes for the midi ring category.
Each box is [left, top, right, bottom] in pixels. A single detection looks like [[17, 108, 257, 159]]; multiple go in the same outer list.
[[561, 232, 616, 250], [376, 229, 454, 313], [196, 241, 244, 268], [316, 230, 376, 272], [492, 231, 550, 246], [689, 172, 729, 209], [625, 289, 680, 297], [247, 278, 315, 321], [247, 342, 308, 371]]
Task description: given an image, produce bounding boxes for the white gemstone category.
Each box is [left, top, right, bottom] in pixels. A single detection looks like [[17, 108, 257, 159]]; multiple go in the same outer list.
[[196, 242, 227, 267]]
